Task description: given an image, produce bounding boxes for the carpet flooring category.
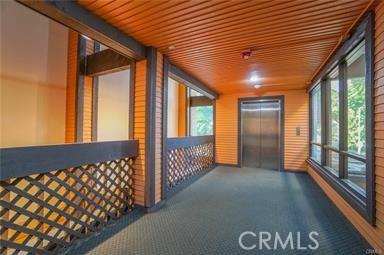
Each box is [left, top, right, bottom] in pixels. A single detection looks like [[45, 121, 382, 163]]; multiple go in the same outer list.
[[68, 166, 370, 255]]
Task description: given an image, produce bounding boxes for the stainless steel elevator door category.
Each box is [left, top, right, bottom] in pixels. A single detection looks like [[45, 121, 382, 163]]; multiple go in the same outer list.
[[242, 101, 280, 170]]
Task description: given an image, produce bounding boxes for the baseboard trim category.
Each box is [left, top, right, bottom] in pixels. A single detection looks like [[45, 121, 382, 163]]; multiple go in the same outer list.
[[216, 163, 240, 168], [136, 200, 166, 213]]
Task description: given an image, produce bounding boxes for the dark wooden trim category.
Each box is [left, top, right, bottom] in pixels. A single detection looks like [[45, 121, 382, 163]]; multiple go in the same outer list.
[[365, 11, 375, 226], [85, 49, 131, 76], [129, 60, 136, 140], [186, 87, 190, 136], [320, 79, 327, 166], [0, 140, 139, 181], [91, 76, 98, 142], [237, 96, 285, 171], [91, 42, 99, 142], [189, 96, 213, 107], [167, 136, 214, 150], [168, 62, 218, 99], [18, 0, 146, 60], [216, 163, 239, 168], [137, 200, 166, 214], [144, 47, 157, 208], [76, 35, 87, 142], [308, 159, 368, 219], [309, 12, 372, 92], [161, 57, 169, 200]]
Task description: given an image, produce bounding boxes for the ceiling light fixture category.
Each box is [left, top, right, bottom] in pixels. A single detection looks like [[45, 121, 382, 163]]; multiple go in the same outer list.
[[249, 74, 260, 83]]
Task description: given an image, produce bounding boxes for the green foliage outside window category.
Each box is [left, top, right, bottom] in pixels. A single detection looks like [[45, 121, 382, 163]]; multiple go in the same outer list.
[[347, 77, 366, 156], [191, 106, 213, 136]]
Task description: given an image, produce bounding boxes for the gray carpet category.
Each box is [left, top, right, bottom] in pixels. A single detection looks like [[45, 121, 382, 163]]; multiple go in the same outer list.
[[67, 166, 370, 255]]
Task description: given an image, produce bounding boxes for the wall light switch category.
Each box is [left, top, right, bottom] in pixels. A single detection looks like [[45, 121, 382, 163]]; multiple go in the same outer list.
[[296, 127, 301, 136]]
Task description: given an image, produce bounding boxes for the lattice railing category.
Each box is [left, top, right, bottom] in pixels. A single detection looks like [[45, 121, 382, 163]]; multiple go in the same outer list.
[[0, 141, 138, 255], [166, 136, 215, 192]]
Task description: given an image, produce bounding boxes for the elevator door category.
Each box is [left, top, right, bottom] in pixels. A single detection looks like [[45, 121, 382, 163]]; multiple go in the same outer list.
[[242, 101, 280, 170]]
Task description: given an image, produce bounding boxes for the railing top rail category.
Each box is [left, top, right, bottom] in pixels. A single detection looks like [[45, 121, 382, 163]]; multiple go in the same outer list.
[[0, 140, 139, 181], [167, 135, 214, 150]]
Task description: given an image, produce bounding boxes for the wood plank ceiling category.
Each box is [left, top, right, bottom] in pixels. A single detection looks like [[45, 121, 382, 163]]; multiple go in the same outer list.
[[78, 0, 370, 95]]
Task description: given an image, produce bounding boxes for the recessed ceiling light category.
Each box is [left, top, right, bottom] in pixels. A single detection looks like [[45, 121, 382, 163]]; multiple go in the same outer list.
[[249, 74, 260, 83]]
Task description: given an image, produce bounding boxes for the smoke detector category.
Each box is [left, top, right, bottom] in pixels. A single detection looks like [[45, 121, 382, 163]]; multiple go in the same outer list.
[[241, 48, 256, 60], [241, 50, 252, 60]]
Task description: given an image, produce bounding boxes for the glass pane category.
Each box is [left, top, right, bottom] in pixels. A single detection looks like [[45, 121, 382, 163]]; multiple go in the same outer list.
[[1, 1, 69, 147], [328, 68, 339, 148], [190, 106, 213, 136], [190, 89, 203, 97], [346, 40, 366, 157], [97, 69, 130, 141], [346, 157, 366, 192], [326, 150, 339, 176], [311, 144, 321, 163], [311, 86, 321, 143]]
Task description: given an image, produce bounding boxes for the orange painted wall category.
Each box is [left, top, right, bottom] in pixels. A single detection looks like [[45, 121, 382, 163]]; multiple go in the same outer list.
[[133, 60, 147, 206], [65, 30, 78, 143], [155, 52, 164, 203], [308, 4, 384, 250], [216, 89, 309, 171], [178, 83, 187, 136]]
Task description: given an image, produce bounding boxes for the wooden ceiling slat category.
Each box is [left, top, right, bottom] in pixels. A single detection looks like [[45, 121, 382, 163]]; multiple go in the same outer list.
[[131, 1, 315, 43], [131, 1, 275, 37], [120, 1, 229, 30], [147, 5, 363, 48], [134, 0, 362, 45], [77, 0, 371, 94], [167, 32, 343, 60]]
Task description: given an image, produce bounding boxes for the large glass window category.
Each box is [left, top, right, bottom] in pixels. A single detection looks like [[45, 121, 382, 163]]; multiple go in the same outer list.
[[166, 80, 214, 137], [309, 40, 369, 195], [308, 14, 374, 224], [346, 40, 367, 191], [310, 85, 321, 162], [190, 106, 213, 136], [325, 67, 340, 176]]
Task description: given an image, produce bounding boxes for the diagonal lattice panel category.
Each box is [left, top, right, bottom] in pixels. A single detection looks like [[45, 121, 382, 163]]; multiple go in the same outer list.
[[167, 142, 214, 192], [0, 157, 135, 255]]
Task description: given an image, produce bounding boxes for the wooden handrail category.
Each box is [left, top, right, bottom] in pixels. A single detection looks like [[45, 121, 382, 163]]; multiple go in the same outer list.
[[0, 140, 139, 181]]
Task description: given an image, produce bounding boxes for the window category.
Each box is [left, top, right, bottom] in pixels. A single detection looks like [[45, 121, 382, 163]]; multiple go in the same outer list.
[[308, 14, 373, 223], [188, 88, 213, 136], [97, 69, 131, 141], [1, 1, 69, 147], [166, 80, 214, 137], [310, 85, 322, 162], [325, 67, 340, 176], [190, 106, 213, 136], [346, 41, 367, 191]]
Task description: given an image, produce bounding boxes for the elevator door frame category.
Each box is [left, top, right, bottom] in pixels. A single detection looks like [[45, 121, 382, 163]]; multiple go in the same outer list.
[[237, 96, 285, 171]]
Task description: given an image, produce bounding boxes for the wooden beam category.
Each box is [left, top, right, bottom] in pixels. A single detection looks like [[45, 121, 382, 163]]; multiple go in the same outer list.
[[0, 140, 139, 181], [84, 49, 131, 76], [18, 0, 146, 60], [190, 96, 213, 107], [168, 63, 218, 99]]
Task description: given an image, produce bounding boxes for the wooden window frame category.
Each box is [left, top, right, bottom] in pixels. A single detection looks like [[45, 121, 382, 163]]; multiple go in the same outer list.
[[308, 13, 375, 224]]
